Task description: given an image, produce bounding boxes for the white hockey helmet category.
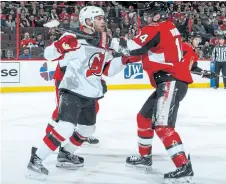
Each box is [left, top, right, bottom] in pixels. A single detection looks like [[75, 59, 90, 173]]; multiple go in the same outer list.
[[79, 6, 105, 29]]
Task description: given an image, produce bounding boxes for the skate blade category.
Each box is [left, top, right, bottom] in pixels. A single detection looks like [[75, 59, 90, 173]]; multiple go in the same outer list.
[[82, 142, 100, 148], [164, 176, 195, 184], [125, 163, 152, 171], [25, 169, 47, 181], [56, 161, 84, 170]]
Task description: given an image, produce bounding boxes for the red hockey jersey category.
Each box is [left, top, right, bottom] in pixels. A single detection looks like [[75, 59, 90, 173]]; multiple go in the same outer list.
[[129, 21, 194, 87]]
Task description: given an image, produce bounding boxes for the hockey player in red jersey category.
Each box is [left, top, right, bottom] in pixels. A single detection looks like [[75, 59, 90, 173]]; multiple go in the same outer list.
[[122, 2, 210, 183], [181, 32, 217, 79], [26, 6, 133, 180]]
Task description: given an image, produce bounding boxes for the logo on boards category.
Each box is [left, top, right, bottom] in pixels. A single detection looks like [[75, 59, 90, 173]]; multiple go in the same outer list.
[[124, 63, 143, 79]]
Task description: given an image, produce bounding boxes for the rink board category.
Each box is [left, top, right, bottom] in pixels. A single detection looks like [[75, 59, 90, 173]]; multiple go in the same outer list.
[[0, 60, 223, 93]]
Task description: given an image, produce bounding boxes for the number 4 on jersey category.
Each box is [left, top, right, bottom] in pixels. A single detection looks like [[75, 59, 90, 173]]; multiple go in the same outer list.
[[139, 34, 148, 43]]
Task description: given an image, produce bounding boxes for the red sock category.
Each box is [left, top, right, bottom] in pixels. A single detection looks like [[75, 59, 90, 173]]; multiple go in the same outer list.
[[155, 126, 188, 167], [137, 113, 154, 156]]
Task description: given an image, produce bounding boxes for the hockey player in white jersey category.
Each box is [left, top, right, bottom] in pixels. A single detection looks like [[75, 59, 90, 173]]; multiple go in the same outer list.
[[26, 6, 133, 180]]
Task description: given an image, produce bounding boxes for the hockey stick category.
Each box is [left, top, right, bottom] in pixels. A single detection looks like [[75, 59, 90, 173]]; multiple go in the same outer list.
[[43, 20, 100, 40], [191, 71, 226, 78], [43, 20, 119, 53]]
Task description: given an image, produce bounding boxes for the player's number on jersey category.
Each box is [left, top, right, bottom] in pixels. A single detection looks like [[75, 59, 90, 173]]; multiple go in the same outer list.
[[139, 34, 148, 43], [175, 38, 182, 62]]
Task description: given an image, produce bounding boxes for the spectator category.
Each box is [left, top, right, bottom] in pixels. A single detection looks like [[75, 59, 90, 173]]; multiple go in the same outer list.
[[193, 19, 206, 35], [113, 27, 121, 38], [8, 8, 16, 20], [216, 26, 224, 36], [37, 8, 45, 19], [107, 28, 112, 38], [48, 9, 59, 21], [48, 34, 57, 44], [5, 49, 14, 59], [36, 34, 45, 48], [71, 6, 79, 16], [212, 19, 219, 31], [60, 18, 70, 29], [210, 30, 220, 46], [37, 15, 48, 27], [220, 18, 226, 32], [5, 14, 15, 28], [59, 8, 70, 21], [20, 47, 32, 59], [140, 12, 148, 27], [1, 2, 7, 14], [121, 17, 131, 30], [120, 6, 128, 19], [0, 49, 6, 59], [18, 2, 28, 14], [20, 14, 30, 27], [202, 41, 212, 58], [21, 32, 36, 48], [218, 12, 226, 21], [29, 15, 38, 28], [128, 6, 136, 22], [69, 15, 80, 29]]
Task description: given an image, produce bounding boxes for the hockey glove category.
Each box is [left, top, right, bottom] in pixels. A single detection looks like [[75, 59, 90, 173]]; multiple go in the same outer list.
[[54, 35, 80, 54], [122, 56, 142, 65], [201, 70, 218, 79]]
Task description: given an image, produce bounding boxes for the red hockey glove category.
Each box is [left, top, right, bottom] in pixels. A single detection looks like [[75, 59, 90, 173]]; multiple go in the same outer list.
[[54, 35, 80, 54], [122, 55, 142, 65]]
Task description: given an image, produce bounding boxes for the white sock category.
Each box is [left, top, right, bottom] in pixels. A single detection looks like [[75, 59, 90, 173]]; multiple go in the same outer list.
[[63, 141, 80, 153], [36, 141, 53, 160]]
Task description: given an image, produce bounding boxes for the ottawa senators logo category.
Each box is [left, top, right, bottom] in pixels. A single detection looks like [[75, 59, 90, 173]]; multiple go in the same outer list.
[[86, 52, 105, 77]]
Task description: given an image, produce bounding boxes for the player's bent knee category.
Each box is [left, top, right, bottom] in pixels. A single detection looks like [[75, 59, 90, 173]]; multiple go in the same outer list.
[[53, 120, 75, 140], [76, 124, 96, 138], [137, 113, 152, 129]]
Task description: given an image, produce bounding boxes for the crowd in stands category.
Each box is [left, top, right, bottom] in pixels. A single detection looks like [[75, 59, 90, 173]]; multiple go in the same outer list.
[[1, 1, 226, 59]]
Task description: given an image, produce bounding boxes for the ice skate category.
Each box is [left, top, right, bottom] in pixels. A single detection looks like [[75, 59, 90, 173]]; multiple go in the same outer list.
[[126, 155, 152, 170], [31, 146, 38, 155], [26, 150, 49, 180], [164, 162, 194, 184], [56, 147, 84, 169], [82, 136, 100, 147]]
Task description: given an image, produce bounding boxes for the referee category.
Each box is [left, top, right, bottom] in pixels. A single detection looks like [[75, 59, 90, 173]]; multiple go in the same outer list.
[[212, 36, 226, 89]]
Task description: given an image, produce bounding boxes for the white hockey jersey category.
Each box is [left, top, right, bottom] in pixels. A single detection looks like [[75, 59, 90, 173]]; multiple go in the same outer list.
[[44, 33, 125, 99]]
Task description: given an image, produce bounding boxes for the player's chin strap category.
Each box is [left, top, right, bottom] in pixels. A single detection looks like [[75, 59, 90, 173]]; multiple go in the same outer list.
[[191, 70, 226, 79]]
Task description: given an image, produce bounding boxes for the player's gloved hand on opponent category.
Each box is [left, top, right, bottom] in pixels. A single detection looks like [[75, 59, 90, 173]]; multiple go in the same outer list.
[[54, 35, 80, 54], [122, 55, 142, 65], [201, 70, 218, 79]]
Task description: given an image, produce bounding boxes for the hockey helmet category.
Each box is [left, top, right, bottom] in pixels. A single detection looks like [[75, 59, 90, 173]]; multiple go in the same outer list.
[[144, 1, 169, 21], [188, 32, 202, 42], [79, 6, 105, 29]]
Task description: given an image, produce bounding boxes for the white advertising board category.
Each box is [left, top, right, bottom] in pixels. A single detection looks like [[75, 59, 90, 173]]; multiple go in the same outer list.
[[0, 60, 223, 92]]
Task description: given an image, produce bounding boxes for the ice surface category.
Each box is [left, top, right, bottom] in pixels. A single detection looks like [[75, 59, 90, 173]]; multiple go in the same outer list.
[[1, 89, 226, 184]]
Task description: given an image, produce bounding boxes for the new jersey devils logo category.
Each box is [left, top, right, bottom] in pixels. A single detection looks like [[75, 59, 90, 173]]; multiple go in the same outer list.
[[86, 52, 105, 77]]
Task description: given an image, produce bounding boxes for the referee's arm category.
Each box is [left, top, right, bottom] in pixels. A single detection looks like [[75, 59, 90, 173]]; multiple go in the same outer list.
[[212, 47, 216, 62]]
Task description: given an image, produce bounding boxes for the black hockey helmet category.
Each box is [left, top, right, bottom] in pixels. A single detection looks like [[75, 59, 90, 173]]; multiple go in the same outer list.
[[188, 32, 202, 41], [188, 32, 202, 47], [144, 1, 169, 21]]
